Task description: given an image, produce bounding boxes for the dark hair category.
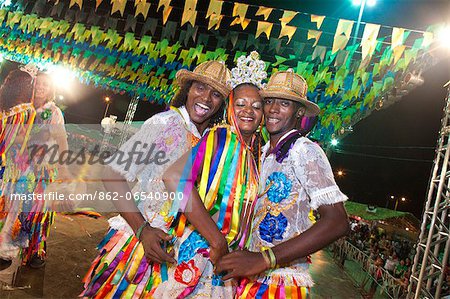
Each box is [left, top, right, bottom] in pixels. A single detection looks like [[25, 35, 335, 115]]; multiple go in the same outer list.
[[0, 70, 33, 111], [171, 80, 193, 108], [170, 80, 225, 126]]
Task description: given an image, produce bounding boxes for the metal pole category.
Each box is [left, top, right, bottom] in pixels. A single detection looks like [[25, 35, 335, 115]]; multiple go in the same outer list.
[[103, 102, 110, 119]]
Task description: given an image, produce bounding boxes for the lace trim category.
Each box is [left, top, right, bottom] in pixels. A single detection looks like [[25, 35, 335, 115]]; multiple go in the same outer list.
[[108, 215, 134, 234], [309, 187, 348, 210]]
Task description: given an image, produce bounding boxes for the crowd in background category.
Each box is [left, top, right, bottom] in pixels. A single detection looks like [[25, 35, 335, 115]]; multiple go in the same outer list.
[[344, 219, 450, 297]]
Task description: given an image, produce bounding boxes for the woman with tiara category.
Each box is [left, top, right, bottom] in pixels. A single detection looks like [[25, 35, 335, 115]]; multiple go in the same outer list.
[[155, 51, 266, 298]]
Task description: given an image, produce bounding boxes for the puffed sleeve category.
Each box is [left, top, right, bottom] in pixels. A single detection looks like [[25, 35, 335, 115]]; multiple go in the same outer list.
[[292, 139, 347, 210], [109, 112, 190, 183], [109, 115, 164, 182]]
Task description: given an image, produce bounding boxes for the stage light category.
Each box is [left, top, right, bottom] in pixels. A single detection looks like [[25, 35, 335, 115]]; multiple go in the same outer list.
[[366, 0, 376, 6], [48, 65, 76, 90], [0, 0, 11, 7], [352, 0, 362, 5], [331, 138, 339, 146], [437, 25, 450, 49]]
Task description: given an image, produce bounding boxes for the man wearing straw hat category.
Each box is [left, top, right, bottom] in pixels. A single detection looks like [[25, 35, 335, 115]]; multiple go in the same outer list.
[[216, 70, 349, 298], [81, 60, 231, 298]]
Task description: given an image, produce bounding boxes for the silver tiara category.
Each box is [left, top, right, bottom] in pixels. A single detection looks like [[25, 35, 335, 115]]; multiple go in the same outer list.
[[228, 51, 267, 89]]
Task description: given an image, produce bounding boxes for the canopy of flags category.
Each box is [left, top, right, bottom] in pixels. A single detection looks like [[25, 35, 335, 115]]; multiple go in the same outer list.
[[0, 0, 438, 141]]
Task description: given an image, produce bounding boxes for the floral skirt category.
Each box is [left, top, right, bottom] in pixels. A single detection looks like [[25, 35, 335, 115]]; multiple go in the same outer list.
[[81, 226, 235, 299]]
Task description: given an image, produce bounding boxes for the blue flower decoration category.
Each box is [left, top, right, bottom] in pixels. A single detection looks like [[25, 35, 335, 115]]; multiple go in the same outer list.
[[266, 172, 292, 203], [212, 274, 224, 286], [178, 231, 209, 263], [14, 176, 28, 194], [259, 212, 288, 243]]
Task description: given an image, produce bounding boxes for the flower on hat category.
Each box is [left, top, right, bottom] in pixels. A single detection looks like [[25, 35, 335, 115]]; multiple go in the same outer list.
[[228, 51, 267, 89]]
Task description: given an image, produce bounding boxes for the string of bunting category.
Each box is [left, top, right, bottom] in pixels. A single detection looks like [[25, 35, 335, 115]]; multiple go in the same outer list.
[[0, 1, 437, 141]]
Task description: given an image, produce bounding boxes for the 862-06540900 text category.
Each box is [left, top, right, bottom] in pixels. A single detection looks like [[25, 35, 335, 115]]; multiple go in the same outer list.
[[9, 191, 184, 202]]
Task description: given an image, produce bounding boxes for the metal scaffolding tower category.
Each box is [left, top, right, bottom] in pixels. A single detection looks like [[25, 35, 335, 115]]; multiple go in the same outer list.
[[118, 95, 140, 147], [408, 84, 450, 299]]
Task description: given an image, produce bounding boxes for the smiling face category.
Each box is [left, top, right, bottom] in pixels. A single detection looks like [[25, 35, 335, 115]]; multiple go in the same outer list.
[[34, 73, 55, 108], [263, 97, 305, 144], [185, 80, 224, 134], [233, 84, 263, 143]]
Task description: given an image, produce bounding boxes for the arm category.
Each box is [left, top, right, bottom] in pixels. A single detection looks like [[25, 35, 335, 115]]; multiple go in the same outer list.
[[103, 168, 175, 264], [215, 203, 349, 279], [163, 151, 228, 264]]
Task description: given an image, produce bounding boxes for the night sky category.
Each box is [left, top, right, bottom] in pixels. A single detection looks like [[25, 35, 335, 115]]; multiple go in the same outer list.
[[24, 0, 450, 219]]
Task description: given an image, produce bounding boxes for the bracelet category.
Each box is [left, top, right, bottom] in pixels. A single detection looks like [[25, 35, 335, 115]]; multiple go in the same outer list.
[[261, 250, 271, 269], [135, 220, 149, 240], [263, 247, 277, 268]]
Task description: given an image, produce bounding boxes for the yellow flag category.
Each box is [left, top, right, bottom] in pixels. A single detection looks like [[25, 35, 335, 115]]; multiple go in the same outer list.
[[279, 23, 297, 44], [256, 21, 273, 39], [391, 27, 404, 48], [181, 0, 197, 26], [208, 13, 223, 30], [135, 1, 151, 18], [230, 17, 250, 30], [162, 5, 173, 25], [206, 0, 223, 18], [255, 7, 273, 21], [158, 0, 171, 12], [232, 2, 248, 19], [335, 19, 354, 38], [332, 35, 349, 54], [393, 45, 406, 64], [307, 29, 322, 47], [361, 23, 380, 60], [332, 19, 353, 54], [311, 14, 325, 29], [279, 10, 298, 24], [95, 0, 103, 10], [69, 0, 82, 9], [111, 0, 127, 16], [422, 31, 433, 48]]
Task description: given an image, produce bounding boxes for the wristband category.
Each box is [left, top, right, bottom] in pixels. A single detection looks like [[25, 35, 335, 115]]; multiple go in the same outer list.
[[261, 250, 271, 269], [136, 220, 149, 240], [264, 247, 277, 268]]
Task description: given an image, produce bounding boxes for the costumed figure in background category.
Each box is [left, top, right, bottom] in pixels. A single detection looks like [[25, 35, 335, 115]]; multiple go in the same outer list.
[[0, 67, 37, 271], [19, 70, 71, 268], [215, 70, 350, 298], [81, 60, 231, 298]]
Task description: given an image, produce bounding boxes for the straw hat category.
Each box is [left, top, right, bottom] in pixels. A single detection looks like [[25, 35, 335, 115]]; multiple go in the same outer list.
[[260, 69, 320, 117], [176, 61, 231, 98]]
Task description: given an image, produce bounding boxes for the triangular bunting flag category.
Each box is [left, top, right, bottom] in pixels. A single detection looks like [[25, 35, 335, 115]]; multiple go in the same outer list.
[[256, 21, 273, 39], [279, 10, 298, 24], [311, 14, 325, 29], [255, 7, 273, 21], [206, 0, 223, 18], [279, 23, 297, 44], [208, 13, 223, 30], [181, 0, 197, 27], [307, 30, 322, 47]]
